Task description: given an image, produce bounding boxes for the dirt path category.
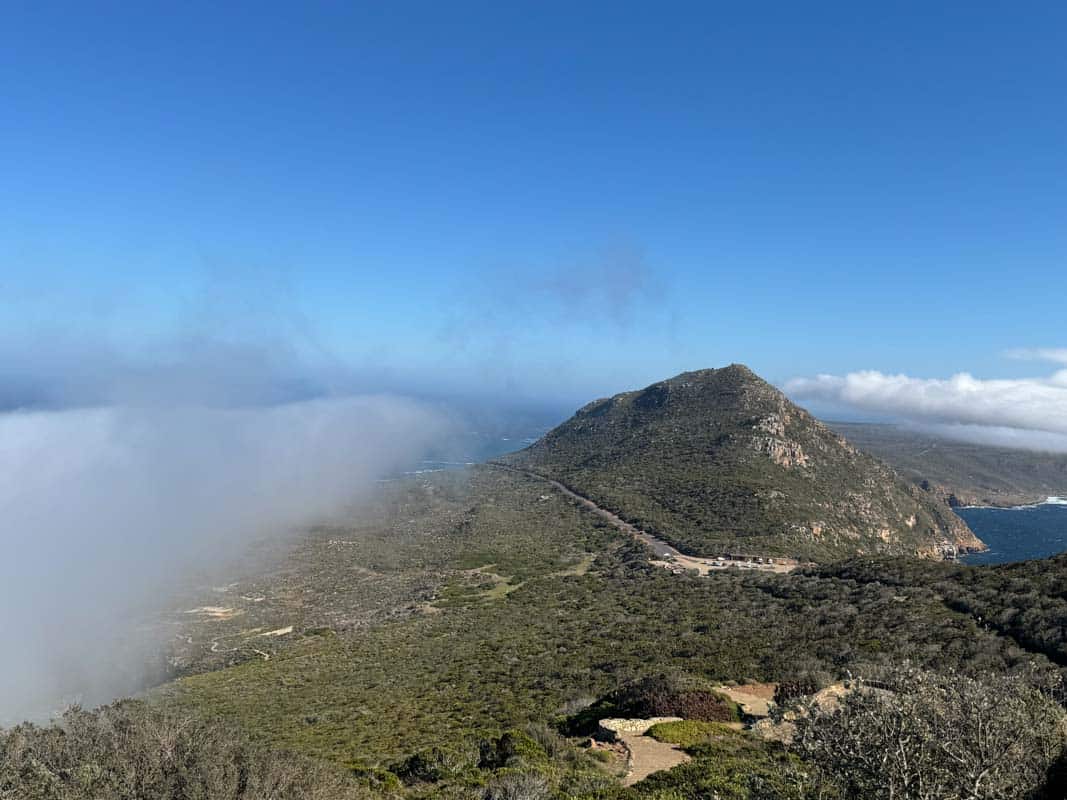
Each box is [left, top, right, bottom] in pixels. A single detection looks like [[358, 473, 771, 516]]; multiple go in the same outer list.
[[490, 464, 798, 575], [619, 732, 689, 786], [599, 718, 691, 786]]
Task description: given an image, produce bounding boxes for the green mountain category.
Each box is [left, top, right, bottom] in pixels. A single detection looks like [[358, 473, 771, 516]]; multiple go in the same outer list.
[[503, 364, 983, 560]]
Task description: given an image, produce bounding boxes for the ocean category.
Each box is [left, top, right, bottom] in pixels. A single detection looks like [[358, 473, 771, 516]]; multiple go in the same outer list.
[[385, 430, 543, 480], [957, 499, 1067, 565]]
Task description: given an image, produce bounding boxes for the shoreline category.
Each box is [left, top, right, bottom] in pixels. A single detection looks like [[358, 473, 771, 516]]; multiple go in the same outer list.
[[958, 496, 1067, 511]]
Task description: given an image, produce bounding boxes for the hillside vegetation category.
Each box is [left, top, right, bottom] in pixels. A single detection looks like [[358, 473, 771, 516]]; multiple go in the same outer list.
[[158, 470, 1061, 766], [830, 422, 1067, 507], [4, 465, 1065, 798], [0, 701, 372, 800], [504, 365, 981, 560]]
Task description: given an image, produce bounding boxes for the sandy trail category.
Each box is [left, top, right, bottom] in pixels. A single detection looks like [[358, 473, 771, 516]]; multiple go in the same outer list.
[[599, 718, 691, 786], [619, 732, 689, 785]]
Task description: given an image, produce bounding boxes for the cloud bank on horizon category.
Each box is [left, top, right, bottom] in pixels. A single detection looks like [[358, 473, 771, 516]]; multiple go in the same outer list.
[[787, 349, 1067, 452]]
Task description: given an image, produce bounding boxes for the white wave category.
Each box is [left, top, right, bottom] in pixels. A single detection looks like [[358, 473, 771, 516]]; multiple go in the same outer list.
[[959, 496, 1067, 510]]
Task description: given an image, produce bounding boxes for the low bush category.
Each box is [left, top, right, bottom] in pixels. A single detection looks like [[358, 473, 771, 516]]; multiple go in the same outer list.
[[392, 744, 478, 784], [563, 675, 740, 736], [645, 720, 736, 749], [792, 666, 1067, 800], [608, 676, 740, 723], [0, 700, 369, 800], [481, 771, 550, 800], [478, 730, 548, 770]]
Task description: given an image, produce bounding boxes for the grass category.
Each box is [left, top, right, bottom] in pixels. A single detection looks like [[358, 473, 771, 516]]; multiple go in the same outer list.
[[645, 720, 739, 749], [431, 567, 526, 608]]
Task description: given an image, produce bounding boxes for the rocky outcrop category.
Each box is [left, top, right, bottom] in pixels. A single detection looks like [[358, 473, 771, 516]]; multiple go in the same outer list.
[[752, 435, 811, 468], [597, 717, 682, 740]]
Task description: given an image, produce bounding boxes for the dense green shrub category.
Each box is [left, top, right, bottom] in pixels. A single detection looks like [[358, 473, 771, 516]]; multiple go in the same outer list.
[[388, 726, 611, 798], [817, 554, 1067, 675], [392, 744, 478, 784], [0, 701, 369, 800], [478, 730, 547, 770]]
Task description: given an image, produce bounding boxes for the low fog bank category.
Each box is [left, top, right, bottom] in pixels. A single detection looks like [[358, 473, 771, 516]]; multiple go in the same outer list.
[[905, 423, 1067, 454], [0, 395, 451, 724]]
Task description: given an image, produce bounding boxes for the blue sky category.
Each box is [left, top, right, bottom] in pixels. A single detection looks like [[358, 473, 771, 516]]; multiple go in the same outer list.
[[4, 1, 1067, 412], [12, 1, 1067, 724]]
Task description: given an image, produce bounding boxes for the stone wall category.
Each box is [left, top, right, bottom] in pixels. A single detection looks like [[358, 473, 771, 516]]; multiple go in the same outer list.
[[597, 716, 682, 740]]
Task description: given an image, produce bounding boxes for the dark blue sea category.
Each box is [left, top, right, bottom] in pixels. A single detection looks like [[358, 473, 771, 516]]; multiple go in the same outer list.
[[957, 501, 1067, 564]]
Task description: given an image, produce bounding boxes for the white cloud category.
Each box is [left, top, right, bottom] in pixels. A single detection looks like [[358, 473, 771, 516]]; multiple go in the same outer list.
[[786, 358, 1067, 451], [1004, 347, 1067, 365], [908, 423, 1067, 453]]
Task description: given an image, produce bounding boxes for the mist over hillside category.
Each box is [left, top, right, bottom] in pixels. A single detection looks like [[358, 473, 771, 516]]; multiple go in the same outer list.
[[0, 358, 455, 723]]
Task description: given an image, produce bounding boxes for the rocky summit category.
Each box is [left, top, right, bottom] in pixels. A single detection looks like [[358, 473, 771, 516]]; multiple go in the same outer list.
[[504, 364, 985, 561]]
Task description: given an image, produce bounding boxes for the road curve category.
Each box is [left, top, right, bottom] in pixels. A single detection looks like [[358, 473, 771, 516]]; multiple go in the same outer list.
[[488, 463, 797, 574]]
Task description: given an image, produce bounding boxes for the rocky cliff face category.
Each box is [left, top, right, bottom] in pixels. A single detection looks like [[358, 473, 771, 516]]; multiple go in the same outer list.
[[505, 365, 984, 561]]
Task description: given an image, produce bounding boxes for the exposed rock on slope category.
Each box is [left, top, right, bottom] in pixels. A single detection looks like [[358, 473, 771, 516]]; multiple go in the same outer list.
[[504, 365, 984, 561]]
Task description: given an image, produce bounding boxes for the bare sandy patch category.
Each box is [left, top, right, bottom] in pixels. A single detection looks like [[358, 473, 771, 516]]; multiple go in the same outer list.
[[715, 683, 778, 718], [258, 625, 293, 637], [185, 606, 244, 621]]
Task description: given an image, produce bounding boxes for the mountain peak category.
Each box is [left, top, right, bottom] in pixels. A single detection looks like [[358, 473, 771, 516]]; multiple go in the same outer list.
[[653, 364, 764, 390], [507, 365, 982, 561], [683, 362, 758, 380]]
